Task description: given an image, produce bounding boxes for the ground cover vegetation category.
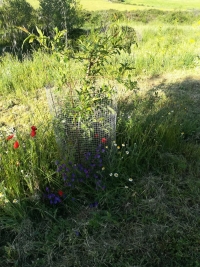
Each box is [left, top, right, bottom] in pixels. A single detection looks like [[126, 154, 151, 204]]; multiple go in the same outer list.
[[0, 0, 200, 266]]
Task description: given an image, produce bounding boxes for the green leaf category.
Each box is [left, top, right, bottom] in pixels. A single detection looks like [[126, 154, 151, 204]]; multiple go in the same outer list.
[[36, 26, 44, 38]]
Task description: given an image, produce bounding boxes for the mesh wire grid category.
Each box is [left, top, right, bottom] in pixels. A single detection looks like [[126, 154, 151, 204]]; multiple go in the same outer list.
[[46, 85, 117, 163]]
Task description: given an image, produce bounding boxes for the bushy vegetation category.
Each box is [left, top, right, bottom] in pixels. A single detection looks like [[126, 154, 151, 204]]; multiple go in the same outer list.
[[1, 1, 200, 266], [0, 0, 83, 53]]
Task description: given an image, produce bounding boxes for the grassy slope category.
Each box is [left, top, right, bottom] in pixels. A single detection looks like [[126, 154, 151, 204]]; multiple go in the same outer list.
[[27, 0, 200, 11], [126, 0, 200, 10]]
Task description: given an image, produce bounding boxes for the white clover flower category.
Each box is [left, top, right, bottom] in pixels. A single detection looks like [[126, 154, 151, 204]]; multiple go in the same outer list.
[[114, 173, 118, 177], [109, 173, 113, 176], [129, 178, 133, 182], [126, 151, 129, 155]]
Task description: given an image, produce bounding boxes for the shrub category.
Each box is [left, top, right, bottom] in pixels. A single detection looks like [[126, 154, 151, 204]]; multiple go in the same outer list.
[[0, 0, 38, 52], [39, 0, 84, 36]]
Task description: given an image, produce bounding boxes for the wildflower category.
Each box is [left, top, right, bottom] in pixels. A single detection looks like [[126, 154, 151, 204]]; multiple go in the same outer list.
[[105, 146, 108, 149], [102, 167, 105, 170], [89, 202, 98, 208], [31, 126, 37, 131], [126, 151, 129, 155], [117, 146, 120, 149], [124, 186, 129, 189], [114, 173, 118, 177], [0, 193, 4, 198], [6, 134, 14, 140], [4, 199, 9, 203], [13, 199, 18, 203], [114, 143, 117, 146], [122, 144, 125, 147], [30, 130, 36, 137], [129, 178, 133, 182], [109, 173, 113, 176], [58, 190, 64, 197], [13, 141, 19, 149], [101, 137, 107, 144], [94, 133, 99, 138], [74, 230, 80, 236]]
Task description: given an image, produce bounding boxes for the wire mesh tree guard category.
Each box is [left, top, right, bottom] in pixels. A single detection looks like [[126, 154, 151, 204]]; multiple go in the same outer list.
[[46, 85, 117, 163]]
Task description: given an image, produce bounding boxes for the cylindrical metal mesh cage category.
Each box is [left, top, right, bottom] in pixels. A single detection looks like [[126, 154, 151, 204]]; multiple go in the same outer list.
[[46, 86, 117, 163]]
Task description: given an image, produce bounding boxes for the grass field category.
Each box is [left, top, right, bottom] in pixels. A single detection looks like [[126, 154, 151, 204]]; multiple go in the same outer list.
[[27, 0, 200, 11]]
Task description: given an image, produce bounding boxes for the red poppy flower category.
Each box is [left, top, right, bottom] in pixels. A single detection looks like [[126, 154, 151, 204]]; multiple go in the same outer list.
[[30, 130, 36, 137], [6, 134, 14, 140], [31, 126, 37, 131], [101, 138, 107, 144], [13, 141, 19, 149], [94, 134, 99, 138], [58, 190, 64, 197]]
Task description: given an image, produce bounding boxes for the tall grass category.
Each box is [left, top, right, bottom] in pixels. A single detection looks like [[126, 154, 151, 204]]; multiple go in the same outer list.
[[131, 23, 200, 76]]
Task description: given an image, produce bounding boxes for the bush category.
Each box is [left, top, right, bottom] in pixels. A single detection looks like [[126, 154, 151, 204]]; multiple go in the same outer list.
[[39, 0, 84, 35], [0, 0, 38, 52]]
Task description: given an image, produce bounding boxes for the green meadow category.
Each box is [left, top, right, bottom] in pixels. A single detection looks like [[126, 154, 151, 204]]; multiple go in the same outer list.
[[0, 1, 200, 266], [27, 0, 200, 11]]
